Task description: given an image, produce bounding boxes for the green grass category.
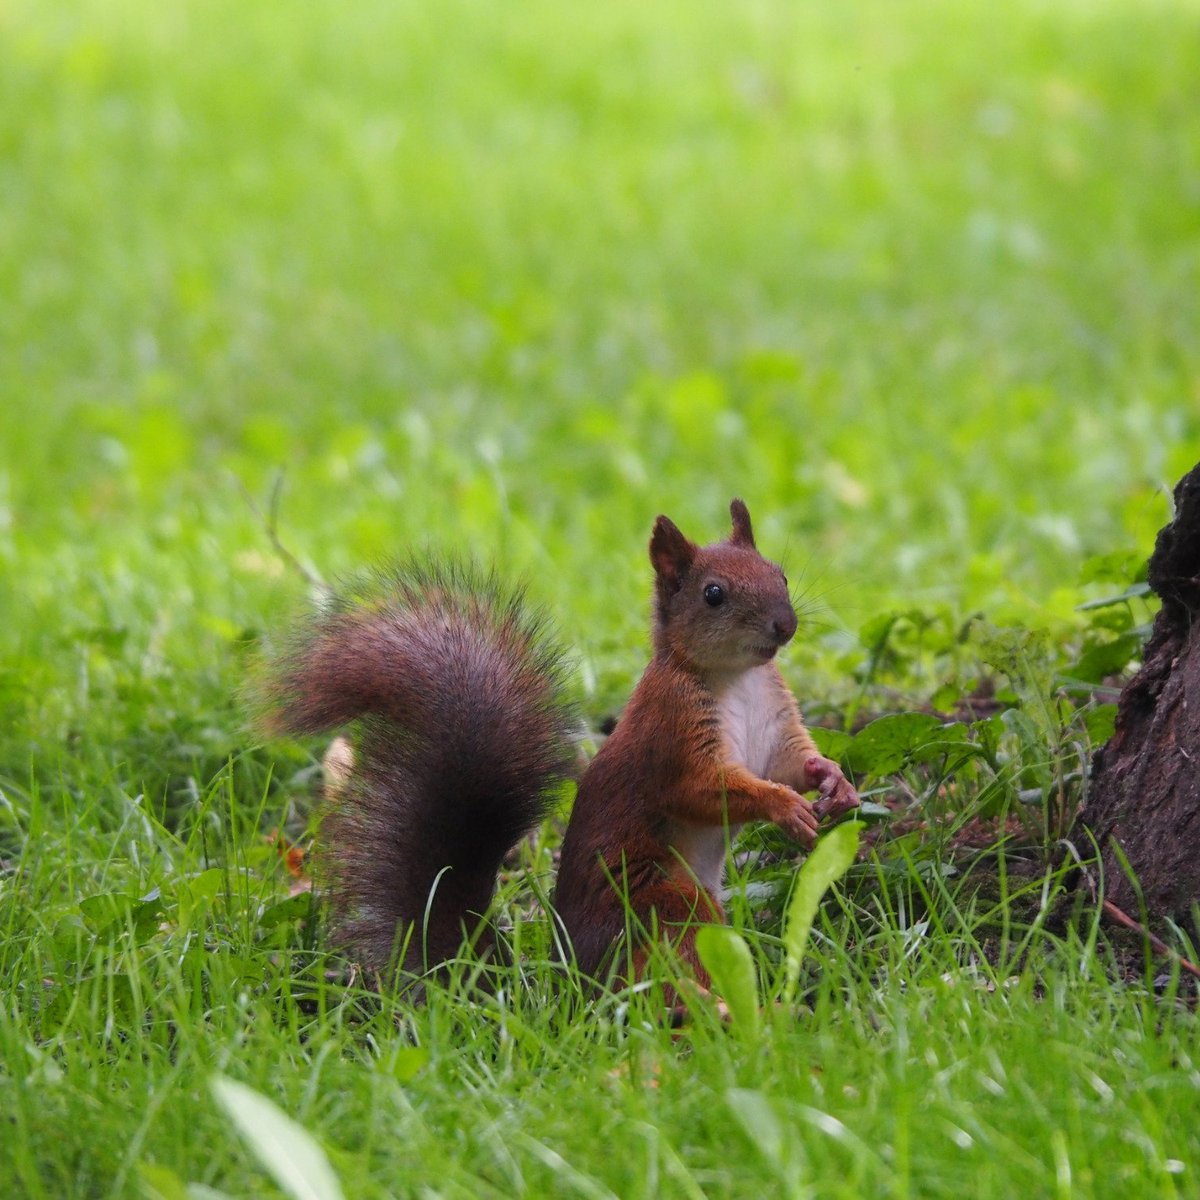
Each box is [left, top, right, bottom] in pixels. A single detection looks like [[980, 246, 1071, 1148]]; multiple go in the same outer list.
[[3, 0, 1200, 1194]]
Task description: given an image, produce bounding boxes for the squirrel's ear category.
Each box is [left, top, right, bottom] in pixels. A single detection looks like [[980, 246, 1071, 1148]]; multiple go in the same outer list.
[[650, 515, 697, 596], [729, 498, 756, 548]]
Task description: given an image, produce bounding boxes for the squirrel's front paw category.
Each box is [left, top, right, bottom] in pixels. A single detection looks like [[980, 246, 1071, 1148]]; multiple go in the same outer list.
[[774, 785, 819, 848], [804, 755, 860, 821]]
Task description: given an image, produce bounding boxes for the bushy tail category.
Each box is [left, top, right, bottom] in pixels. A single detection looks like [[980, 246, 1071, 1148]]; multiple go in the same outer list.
[[260, 561, 577, 971]]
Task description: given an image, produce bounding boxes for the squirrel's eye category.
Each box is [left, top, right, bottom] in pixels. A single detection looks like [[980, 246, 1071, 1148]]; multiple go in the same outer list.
[[703, 583, 725, 607]]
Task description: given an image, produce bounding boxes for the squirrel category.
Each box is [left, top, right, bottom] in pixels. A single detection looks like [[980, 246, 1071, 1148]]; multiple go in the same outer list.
[[261, 500, 859, 991]]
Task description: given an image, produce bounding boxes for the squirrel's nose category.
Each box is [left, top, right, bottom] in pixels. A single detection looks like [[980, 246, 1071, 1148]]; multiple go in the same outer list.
[[771, 608, 798, 645]]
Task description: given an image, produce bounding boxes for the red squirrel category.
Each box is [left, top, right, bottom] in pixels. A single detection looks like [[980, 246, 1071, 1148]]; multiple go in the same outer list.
[[262, 500, 858, 989]]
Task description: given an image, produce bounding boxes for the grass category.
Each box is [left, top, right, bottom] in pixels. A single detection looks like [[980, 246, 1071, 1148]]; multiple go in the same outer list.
[[2, 0, 1200, 1194]]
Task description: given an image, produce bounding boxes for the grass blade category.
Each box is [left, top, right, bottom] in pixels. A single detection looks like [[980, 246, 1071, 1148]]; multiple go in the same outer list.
[[210, 1076, 344, 1200], [780, 823, 862, 1006], [695, 924, 761, 1041]]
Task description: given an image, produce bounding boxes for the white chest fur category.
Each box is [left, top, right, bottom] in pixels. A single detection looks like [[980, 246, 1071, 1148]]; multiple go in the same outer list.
[[714, 664, 785, 778], [665, 665, 786, 897]]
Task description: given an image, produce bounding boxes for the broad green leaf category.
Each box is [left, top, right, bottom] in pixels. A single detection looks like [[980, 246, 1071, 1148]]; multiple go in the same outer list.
[[183, 868, 224, 903], [1067, 632, 1143, 684], [79, 890, 165, 941], [843, 713, 948, 776], [695, 925, 760, 1042], [780, 823, 861, 1005], [177, 868, 225, 921], [971, 713, 1007, 759], [257, 892, 313, 930], [211, 1076, 345, 1200], [809, 727, 853, 764], [79, 893, 125, 934], [132, 888, 166, 941]]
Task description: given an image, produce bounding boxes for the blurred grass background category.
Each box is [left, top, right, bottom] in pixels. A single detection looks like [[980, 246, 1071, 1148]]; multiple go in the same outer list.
[[6, 0, 1199, 804], [4, 0, 1195, 806], [2, 0, 1198, 779], [3, 3, 1200, 1195]]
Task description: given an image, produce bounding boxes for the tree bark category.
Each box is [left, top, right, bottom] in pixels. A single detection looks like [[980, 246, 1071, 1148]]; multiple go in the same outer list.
[[1076, 461, 1200, 924]]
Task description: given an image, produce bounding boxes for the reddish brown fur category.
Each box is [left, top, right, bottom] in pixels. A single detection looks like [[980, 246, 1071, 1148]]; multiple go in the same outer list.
[[261, 506, 857, 999], [554, 499, 858, 990], [260, 562, 576, 974]]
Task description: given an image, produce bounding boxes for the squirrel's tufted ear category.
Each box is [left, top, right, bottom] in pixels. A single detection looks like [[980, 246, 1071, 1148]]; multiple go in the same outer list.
[[650, 515, 696, 597], [729, 498, 756, 548]]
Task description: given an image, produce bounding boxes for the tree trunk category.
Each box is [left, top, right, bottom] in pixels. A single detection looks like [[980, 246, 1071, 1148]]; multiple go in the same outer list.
[[1076, 461, 1200, 925]]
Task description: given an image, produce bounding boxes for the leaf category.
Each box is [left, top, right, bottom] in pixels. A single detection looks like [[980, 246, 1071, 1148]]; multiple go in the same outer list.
[[257, 892, 313, 930], [908, 723, 974, 765], [138, 1163, 190, 1200], [726, 1089, 785, 1167], [177, 868, 224, 921], [1067, 631, 1143, 683], [1084, 703, 1118, 745], [780, 822, 861, 1006], [855, 801, 893, 823], [187, 868, 225, 902], [809, 727, 852, 764], [858, 611, 902, 651], [131, 888, 167, 941], [1079, 550, 1148, 587], [211, 1076, 344, 1200], [695, 925, 760, 1042], [843, 713, 950, 776], [1076, 583, 1152, 612], [79, 893, 125, 934], [79, 890, 164, 942], [388, 1046, 429, 1083], [971, 713, 1006, 759]]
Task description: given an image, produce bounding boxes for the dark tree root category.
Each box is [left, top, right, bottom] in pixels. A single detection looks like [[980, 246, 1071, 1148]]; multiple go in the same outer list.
[[1076, 460, 1200, 930]]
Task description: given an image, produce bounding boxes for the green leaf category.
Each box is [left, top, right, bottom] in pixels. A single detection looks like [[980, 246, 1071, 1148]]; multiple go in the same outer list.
[[1079, 550, 1148, 587], [186, 868, 224, 903], [843, 713, 949, 776], [1068, 632, 1143, 684], [971, 713, 1006, 759], [388, 1046, 430, 1083], [211, 1076, 345, 1200], [257, 892, 313, 930], [780, 822, 861, 1006], [137, 1163, 190, 1200], [1084, 703, 1118, 745], [79, 890, 164, 942], [858, 612, 901, 651], [79, 893, 125, 934], [809, 726, 853, 763], [908, 723, 974, 765], [726, 1089, 785, 1167], [177, 868, 225, 922], [694, 925, 761, 1042], [855, 801, 893, 823], [1076, 581, 1152, 611]]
